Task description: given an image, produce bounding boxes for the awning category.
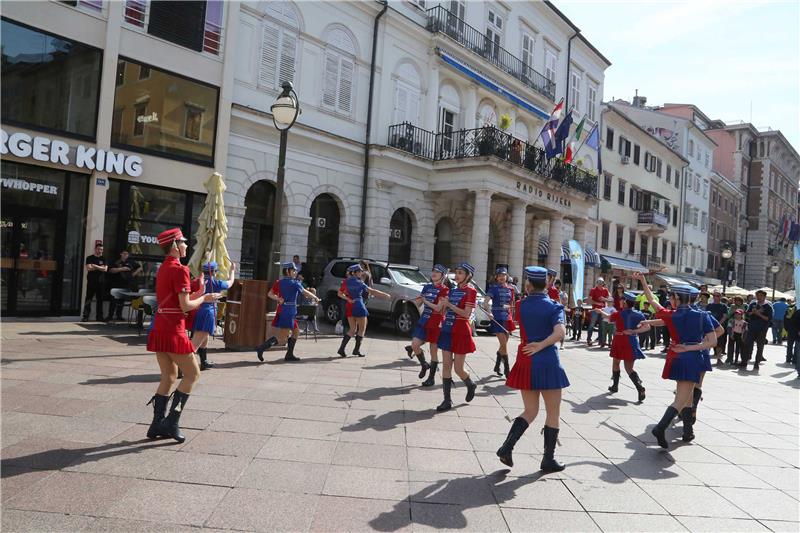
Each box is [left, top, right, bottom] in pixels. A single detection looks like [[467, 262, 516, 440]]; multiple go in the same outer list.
[[585, 246, 601, 267], [600, 254, 649, 273], [538, 237, 600, 266], [655, 274, 689, 286], [437, 49, 550, 120]]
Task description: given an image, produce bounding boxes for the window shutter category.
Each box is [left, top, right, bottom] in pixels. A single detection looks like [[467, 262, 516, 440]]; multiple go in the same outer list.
[[259, 24, 280, 89], [322, 53, 339, 108], [338, 57, 354, 113], [407, 89, 419, 124], [394, 84, 408, 123], [278, 31, 297, 85]]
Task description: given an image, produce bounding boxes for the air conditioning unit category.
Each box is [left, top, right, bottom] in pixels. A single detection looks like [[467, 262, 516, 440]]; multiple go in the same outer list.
[[621, 155, 630, 164]]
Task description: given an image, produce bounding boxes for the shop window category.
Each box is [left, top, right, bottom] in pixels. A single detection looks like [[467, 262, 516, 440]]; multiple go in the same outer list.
[[139, 65, 151, 80], [111, 58, 218, 165], [1, 19, 102, 139], [117, 61, 126, 86]]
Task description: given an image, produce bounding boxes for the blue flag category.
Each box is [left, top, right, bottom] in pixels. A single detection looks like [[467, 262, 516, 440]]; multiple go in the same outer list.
[[584, 124, 602, 174], [548, 110, 573, 159], [568, 239, 584, 306]]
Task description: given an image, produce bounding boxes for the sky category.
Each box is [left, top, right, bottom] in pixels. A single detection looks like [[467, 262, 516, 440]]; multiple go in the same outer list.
[[556, 0, 800, 150]]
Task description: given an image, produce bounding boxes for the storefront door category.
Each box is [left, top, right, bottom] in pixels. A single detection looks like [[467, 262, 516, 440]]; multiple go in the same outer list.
[[1, 213, 62, 315]]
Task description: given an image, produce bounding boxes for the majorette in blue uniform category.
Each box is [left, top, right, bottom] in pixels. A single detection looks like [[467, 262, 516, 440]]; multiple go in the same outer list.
[[604, 291, 648, 403], [485, 266, 516, 378], [189, 260, 233, 370], [497, 266, 568, 473], [255, 262, 319, 362], [406, 264, 450, 386], [636, 277, 717, 449], [337, 264, 391, 358]]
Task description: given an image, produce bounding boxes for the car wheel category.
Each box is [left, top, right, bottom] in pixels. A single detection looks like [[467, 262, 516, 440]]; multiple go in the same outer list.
[[395, 305, 418, 336], [324, 299, 341, 323]]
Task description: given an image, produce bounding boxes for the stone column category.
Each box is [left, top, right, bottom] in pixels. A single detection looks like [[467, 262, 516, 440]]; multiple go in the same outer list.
[[464, 84, 478, 130], [547, 214, 564, 274], [508, 200, 527, 283], [425, 66, 440, 132], [469, 190, 492, 286]]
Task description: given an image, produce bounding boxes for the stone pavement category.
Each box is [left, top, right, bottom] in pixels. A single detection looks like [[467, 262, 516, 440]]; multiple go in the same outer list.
[[1, 319, 798, 532]]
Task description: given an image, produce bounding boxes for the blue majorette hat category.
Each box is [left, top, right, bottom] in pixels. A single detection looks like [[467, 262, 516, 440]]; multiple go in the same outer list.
[[432, 264, 448, 274], [455, 262, 475, 275], [201, 261, 218, 272], [546, 268, 558, 277], [524, 266, 547, 282], [347, 264, 363, 273], [671, 284, 699, 297], [623, 291, 637, 302], [495, 266, 508, 275], [281, 261, 297, 270]]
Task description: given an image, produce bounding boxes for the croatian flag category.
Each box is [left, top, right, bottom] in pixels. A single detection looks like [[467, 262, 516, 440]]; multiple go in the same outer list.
[[539, 98, 564, 158]]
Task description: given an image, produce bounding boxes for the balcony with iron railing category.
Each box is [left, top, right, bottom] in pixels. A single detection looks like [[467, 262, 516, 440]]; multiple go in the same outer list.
[[639, 254, 664, 270], [387, 122, 598, 197], [637, 210, 669, 235], [426, 6, 555, 101]]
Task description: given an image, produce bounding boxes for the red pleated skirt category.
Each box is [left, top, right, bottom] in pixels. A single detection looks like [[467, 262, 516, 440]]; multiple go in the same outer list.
[[147, 312, 195, 354]]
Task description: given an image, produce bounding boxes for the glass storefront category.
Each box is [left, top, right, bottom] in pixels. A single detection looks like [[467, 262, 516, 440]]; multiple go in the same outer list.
[[1, 18, 103, 139], [111, 58, 219, 165], [1, 161, 88, 315], [103, 180, 205, 290]]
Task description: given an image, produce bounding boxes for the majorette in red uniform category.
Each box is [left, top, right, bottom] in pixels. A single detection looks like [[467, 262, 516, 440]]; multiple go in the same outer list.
[[485, 266, 516, 378], [546, 268, 560, 302], [405, 264, 450, 386], [146, 228, 220, 443], [634, 275, 717, 450], [601, 291, 648, 403], [435, 262, 478, 412]]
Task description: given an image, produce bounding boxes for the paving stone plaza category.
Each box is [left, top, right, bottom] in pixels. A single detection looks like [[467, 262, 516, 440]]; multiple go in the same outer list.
[[1, 320, 798, 532]]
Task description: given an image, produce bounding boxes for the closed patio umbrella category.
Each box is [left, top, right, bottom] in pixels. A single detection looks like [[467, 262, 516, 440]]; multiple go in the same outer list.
[[189, 172, 231, 279]]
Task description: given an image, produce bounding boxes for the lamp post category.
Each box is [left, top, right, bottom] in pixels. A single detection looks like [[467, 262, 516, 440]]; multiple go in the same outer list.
[[268, 81, 301, 286], [721, 246, 733, 295], [771, 261, 780, 302]]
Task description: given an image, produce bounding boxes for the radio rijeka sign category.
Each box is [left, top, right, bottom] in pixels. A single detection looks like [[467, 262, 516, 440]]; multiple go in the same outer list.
[[0, 128, 143, 177]]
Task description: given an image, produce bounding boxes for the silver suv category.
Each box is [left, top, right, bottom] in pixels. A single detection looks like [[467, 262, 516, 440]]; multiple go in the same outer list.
[[317, 258, 430, 335]]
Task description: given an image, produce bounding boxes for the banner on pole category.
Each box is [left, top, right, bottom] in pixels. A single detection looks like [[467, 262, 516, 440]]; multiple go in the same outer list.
[[568, 239, 584, 306]]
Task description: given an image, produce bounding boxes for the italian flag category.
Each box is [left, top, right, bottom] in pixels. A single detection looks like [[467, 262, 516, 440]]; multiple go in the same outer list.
[[564, 116, 586, 164]]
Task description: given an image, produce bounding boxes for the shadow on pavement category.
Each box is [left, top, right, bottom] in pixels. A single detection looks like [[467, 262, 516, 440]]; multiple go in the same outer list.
[[335, 385, 417, 404], [1, 439, 176, 477], [341, 408, 445, 432], [362, 359, 417, 371], [368, 470, 544, 531], [80, 374, 160, 385], [562, 393, 631, 414]]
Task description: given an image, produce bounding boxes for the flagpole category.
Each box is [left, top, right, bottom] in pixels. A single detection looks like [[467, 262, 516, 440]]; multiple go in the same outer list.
[[531, 97, 564, 149], [572, 118, 595, 159]]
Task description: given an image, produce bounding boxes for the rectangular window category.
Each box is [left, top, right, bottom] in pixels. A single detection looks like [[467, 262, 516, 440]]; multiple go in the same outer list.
[[666, 164, 672, 183], [147, 1, 208, 53], [633, 144, 640, 165], [138, 65, 151, 80], [601, 221, 610, 250], [1, 19, 103, 139], [644, 152, 651, 171], [606, 128, 614, 150], [486, 9, 503, 60], [111, 58, 219, 165], [656, 158, 662, 177], [662, 240, 667, 261], [628, 229, 636, 255], [675, 169, 680, 188], [670, 242, 676, 264], [544, 49, 557, 83], [603, 174, 612, 201], [712, 190, 717, 206], [615, 225, 624, 253], [673, 206, 678, 226], [521, 33, 534, 69], [587, 83, 597, 121], [618, 181, 625, 205], [570, 69, 582, 112]]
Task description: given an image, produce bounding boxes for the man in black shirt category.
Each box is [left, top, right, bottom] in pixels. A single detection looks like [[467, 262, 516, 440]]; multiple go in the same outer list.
[[741, 290, 773, 370], [82, 241, 108, 322], [108, 249, 143, 320], [706, 291, 729, 364]]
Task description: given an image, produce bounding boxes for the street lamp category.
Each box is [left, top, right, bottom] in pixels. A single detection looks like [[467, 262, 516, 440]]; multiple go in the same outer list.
[[268, 81, 301, 286], [721, 246, 733, 295], [770, 261, 780, 301]]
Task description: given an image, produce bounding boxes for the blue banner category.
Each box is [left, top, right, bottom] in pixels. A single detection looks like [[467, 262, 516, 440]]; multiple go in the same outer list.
[[568, 239, 584, 306], [794, 244, 800, 296]]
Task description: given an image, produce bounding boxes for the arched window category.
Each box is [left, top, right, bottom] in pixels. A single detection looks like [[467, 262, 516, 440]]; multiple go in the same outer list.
[[306, 193, 340, 284], [514, 120, 529, 142], [389, 208, 413, 264], [322, 27, 356, 114], [258, 1, 300, 91], [393, 62, 421, 125], [479, 102, 497, 126], [242, 180, 277, 281]]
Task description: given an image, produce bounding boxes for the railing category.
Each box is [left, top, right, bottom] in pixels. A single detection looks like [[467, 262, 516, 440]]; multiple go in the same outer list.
[[637, 210, 669, 227], [387, 122, 598, 197], [426, 6, 555, 101], [640, 254, 663, 269]]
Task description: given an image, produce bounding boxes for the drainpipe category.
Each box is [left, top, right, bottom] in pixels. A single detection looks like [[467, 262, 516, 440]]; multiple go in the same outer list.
[[359, 0, 389, 257], [564, 30, 580, 108], [676, 162, 690, 274]]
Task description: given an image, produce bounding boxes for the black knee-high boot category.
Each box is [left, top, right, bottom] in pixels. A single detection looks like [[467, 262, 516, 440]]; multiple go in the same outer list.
[[416, 351, 430, 379], [501, 355, 510, 378], [496, 417, 529, 467], [463, 375, 477, 402], [198, 347, 214, 370], [629, 371, 646, 403], [608, 370, 621, 393], [493, 352, 503, 376], [285, 337, 299, 361], [353, 336, 365, 357], [146, 394, 169, 439], [256, 336, 278, 361], [691, 387, 702, 423], [404, 345, 414, 359], [681, 406, 695, 442], [337, 335, 350, 357], [158, 390, 190, 443], [436, 377, 453, 411], [651, 406, 679, 449], [541, 426, 565, 472], [422, 360, 438, 387]]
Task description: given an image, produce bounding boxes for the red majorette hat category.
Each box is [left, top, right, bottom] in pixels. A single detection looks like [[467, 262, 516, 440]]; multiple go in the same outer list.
[[157, 228, 187, 246]]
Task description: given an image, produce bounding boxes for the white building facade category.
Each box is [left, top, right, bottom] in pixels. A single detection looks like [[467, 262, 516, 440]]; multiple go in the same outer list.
[[224, 0, 610, 305]]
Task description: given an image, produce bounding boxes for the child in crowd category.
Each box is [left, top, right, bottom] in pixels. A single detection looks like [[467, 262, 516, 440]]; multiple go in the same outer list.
[[571, 300, 585, 341], [730, 309, 747, 365]]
